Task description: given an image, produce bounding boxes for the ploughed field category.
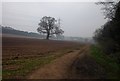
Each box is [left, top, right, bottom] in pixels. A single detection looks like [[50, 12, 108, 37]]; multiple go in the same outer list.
[[2, 36, 82, 79]]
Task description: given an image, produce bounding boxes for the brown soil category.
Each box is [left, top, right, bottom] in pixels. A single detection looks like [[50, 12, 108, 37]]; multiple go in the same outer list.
[[2, 36, 81, 60], [2, 36, 82, 79]]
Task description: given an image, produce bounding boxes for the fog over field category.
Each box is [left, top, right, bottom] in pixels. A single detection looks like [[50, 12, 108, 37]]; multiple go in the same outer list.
[[2, 2, 107, 37]]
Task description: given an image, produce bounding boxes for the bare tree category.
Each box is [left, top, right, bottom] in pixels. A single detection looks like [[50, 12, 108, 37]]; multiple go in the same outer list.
[[96, 0, 119, 20], [37, 16, 64, 40]]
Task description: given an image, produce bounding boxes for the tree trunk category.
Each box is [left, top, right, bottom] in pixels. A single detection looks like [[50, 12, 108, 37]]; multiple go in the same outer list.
[[46, 31, 50, 40]]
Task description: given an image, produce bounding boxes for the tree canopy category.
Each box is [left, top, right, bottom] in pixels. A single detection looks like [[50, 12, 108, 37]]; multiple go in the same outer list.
[[37, 16, 64, 40]]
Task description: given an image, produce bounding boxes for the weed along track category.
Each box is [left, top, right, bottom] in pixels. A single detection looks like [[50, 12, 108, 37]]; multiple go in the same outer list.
[[27, 45, 87, 79]]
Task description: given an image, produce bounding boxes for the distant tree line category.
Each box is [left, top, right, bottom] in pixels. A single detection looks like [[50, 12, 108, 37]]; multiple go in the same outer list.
[[1, 26, 45, 38], [94, 1, 120, 63]]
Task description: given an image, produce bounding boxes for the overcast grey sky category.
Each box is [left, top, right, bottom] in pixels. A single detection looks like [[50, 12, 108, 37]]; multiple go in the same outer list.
[[2, 2, 107, 37]]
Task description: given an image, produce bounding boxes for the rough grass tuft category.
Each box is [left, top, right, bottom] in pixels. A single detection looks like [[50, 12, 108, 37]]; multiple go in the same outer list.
[[90, 45, 120, 79]]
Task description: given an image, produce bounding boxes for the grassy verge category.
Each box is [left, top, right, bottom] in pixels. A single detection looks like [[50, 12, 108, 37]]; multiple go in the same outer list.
[[2, 46, 80, 79], [90, 45, 120, 79], [3, 55, 55, 79]]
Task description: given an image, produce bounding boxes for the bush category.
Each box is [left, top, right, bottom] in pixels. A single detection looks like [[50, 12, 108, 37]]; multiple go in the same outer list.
[[90, 45, 120, 79]]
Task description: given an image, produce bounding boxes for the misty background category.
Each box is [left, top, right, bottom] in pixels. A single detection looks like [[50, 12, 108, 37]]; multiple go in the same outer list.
[[2, 2, 107, 37]]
